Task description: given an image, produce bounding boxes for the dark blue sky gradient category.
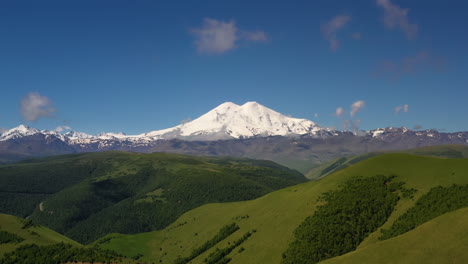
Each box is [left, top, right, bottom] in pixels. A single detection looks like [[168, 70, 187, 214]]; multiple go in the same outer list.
[[0, 0, 467, 134]]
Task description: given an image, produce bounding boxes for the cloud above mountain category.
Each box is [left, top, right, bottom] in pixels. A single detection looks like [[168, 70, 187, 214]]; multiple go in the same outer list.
[[394, 104, 409, 114], [350, 100, 365, 118], [20, 92, 56, 121], [321, 15, 351, 51], [376, 0, 418, 39], [55, 126, 72, 132], [190, 18, 268, 54], [335, 101, 366, 132], [335, 107, 345, 117]]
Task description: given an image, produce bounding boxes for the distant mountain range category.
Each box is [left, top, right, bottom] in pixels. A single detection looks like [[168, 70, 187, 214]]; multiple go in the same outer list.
[[1, 101, 467, 171]]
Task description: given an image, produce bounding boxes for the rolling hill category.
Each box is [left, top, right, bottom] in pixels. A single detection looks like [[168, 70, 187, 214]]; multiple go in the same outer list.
[[305, 144, 468, 180], [98, 147, 468, 263], [0, 213, 140, 264], [0, 151, 306, 244], [0, 213, 79, 256]]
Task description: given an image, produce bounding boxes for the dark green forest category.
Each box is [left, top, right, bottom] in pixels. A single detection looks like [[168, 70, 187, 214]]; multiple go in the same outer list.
[[281, 175, 410, 264], [0, 243, 125, 264], [0, 152, 305, 244], [380, 184, 468, 240], [175, 223, 240, 264], [203, 229, 255, 264], [0, 231, 24, 244]]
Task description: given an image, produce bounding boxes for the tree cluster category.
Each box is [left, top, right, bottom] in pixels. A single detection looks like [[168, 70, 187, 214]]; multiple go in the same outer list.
[[281, 175, 404, 264], [204, 230, 255, 264], [0, 243, 126, 264], [175, 223, 240, 264], [0, 230, 24, 244], [380, 184, 468, 240]]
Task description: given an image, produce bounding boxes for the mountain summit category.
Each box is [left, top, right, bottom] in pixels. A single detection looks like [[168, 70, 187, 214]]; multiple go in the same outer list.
[[0, 125, 40, 141], [142, 101, 325, 140], [0, 102, 328, 142]]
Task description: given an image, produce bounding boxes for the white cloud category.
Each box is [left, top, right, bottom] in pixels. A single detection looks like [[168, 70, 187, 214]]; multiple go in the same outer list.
[[394, 104, 409, 114], [321, 15, 351, 51], [20, 92, 56, 121], [191, 18, 268, 54], [314, 113, 319, 118], [55, 126, 72, 132], [335, 107, 345, 117], [191, 18, 237, 54], [335, 101, 366, 133], [376, 0, 418, 39], [350, 100, 365, 118]]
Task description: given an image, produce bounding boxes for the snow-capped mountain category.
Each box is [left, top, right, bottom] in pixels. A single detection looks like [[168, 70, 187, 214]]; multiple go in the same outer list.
[[0, 102, 467, 174], [0, 125, 40, 141], [140, 102, 329, 140], [0, 101, 331, 143], [2, 102, 468, 145], [64, 131, 94, 140], [1, 101, 468, 167]]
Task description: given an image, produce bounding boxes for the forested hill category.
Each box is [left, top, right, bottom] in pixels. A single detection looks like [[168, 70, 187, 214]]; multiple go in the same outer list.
[[0, 151, 306, 244]]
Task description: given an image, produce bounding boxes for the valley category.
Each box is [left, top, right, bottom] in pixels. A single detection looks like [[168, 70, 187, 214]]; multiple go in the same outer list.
[[1, 145, 467, 263], [0, 152, 305, 244]]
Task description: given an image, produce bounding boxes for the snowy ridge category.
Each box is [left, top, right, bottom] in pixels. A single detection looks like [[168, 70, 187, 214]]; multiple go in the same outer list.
[[0, 125, 40, 141], [5, 102, 464, 146], [64, 131, 94, 140], [141, 102, 326, 140], [0, 102, 330, 143]]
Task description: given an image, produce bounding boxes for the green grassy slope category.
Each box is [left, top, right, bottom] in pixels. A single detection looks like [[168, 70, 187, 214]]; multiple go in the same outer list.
[[406, 144, 468, 158], [0, 213, 79, 256], [100, 152, 468, 264], [305, 152, 383, 180], [0, 151, 306, 244], [321, 207, 468, 264], [305, 145, 468, 180]]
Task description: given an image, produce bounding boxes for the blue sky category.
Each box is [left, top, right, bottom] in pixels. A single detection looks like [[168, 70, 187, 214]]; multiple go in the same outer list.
[[0, 0, 467, 134]]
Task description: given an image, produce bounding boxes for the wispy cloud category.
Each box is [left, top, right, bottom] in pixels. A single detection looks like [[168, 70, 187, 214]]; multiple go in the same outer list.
[[335, 101, 366, 134], [55, 126, 72, 132], [413, 125, 423, 130], [20, 92, 56, 121], [314, 113, 319, 118], [350, 100, 365, 118], [376, 52, 447, 79], [190, 18, 268, 54], [321, 15, 352, 51], [335, 107, 345, 117], [376, 0, 418, 40], [394, 104, 409, 114]]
